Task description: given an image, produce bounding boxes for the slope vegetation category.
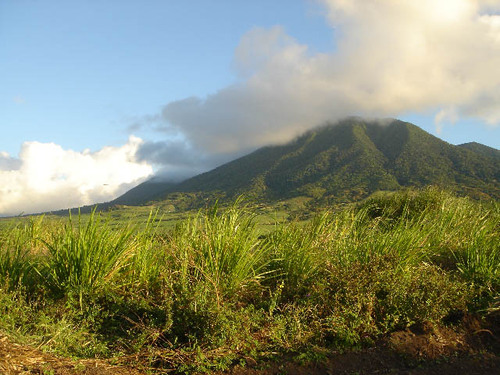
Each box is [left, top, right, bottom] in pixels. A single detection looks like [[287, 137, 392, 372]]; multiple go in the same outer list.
[[117, 118, 499, 207]]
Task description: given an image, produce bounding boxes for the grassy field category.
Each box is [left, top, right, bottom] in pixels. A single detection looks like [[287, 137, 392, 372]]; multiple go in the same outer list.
[[0, 187, 498, 373]]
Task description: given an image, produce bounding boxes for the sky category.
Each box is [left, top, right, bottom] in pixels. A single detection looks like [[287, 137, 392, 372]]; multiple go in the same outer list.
[[1, 0, 499, 216]]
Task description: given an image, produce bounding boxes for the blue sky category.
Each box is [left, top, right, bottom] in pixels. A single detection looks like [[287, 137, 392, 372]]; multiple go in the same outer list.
[[0, 0, 331, 155], [1, 0, 499, 215]]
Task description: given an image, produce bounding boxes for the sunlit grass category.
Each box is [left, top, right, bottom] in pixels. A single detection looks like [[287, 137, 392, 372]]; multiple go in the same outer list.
[[0, 187, 497, 372]]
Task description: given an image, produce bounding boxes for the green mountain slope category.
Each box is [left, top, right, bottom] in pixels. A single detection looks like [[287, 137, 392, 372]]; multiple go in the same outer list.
[[458, 142, 500, 160], [115, 118, 500, 206], [111, 179, 177, 206]]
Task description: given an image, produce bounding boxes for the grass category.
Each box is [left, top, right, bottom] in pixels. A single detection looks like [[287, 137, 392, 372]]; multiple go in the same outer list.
[[40, 210, 137, 301], [0, 187, 498, 373]]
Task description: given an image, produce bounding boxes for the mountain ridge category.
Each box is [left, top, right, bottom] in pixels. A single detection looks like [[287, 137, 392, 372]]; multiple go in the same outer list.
[[108, 118, 499, 209]]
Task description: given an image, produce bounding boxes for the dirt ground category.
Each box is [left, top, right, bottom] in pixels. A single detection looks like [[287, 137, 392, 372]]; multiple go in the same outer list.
[[1, 314, 500, 375]]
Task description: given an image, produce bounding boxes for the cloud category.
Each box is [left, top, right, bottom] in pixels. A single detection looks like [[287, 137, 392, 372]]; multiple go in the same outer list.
[[0, 152, 22, 171], [126, 114, 161, 133], [434, 107, 459, 134], [136, 137, 245, 181], [141, 0, 500, 172], [0, 137, 153, 216], [135, 139, 205, 181], [320, 0, 500, 124]]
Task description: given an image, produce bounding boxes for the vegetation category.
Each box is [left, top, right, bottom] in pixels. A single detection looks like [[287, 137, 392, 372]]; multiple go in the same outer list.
[[0, 187, 498, 373], [107, 119, 500, 211]]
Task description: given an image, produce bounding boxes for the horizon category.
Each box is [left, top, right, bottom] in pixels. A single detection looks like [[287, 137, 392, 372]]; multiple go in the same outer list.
[[1, 0, 500, 216]]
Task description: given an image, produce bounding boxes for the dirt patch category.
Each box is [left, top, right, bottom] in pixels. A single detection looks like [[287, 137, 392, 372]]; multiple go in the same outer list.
[[222, 314, 500, 375], [1, 314, 500, 374], [0, 335, 142, 375]]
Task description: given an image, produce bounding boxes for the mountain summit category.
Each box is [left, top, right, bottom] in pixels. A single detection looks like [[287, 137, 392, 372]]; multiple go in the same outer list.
[[114, 118, 500, 207]]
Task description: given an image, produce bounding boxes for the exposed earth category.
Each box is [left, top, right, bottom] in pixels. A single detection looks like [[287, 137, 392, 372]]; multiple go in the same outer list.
[[2, 314, 499, 375]]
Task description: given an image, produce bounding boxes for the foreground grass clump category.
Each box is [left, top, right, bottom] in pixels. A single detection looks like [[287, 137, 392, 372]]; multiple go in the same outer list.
[[42, 211, 138, 300], [0, 188, 498, 373]]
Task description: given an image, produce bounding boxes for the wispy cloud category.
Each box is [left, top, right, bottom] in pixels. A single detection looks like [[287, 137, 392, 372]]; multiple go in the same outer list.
[[138, 0, 500, 176], [0, 137, 152, 216], [126, 114, 161, 133]]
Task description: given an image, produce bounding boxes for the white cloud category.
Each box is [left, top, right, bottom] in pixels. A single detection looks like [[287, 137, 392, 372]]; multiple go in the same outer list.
[[0, 152, 21, 171], [434, 107, 459, 134], [0, 137, 153, 216], [321, 0, 500, 123], [150, 0, 500, 161]]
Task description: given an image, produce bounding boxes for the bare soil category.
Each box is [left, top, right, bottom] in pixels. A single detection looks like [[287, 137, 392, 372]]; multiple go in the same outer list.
[[2, 314, 500, 375]]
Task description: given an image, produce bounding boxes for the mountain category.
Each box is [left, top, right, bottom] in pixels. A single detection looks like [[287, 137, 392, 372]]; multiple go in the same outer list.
[[111, 178, 177, 206], [113, 118, 500, 207], [458, 142, 500, 160]]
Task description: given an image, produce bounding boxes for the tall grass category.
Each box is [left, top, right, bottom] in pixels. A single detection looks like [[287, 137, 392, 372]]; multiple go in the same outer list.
[[0, 188, 497, 372], [0, 216, 44, 291], [430, 198, 500, 288], [124, 210, 169, 293], [39, 210, 137, 300], [172, 200, 269, 301], [266, 212, 335, 297], [357, 187, 500, 288]]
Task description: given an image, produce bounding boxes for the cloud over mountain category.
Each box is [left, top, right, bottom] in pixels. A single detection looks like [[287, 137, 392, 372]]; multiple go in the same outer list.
[[141, 0, 500, 174], [0, 137, 152, 216]]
